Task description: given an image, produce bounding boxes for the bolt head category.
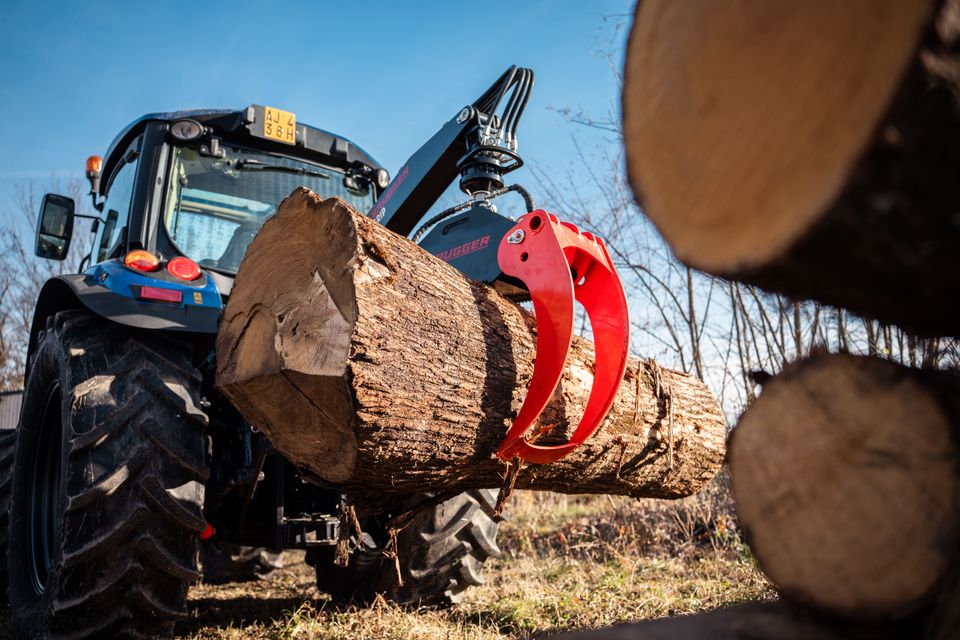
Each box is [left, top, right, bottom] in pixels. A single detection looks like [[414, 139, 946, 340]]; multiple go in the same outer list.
[[507, 229, 525, 244]]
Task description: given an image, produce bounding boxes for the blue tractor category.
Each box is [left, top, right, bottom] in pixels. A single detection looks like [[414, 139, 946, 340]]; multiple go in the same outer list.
[[5, 99, 517, 638], [4, 67, 625, 639]]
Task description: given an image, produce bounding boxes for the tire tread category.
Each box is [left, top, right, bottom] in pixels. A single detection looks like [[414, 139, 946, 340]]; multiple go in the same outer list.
[[315, 488, 502, 606], [9, 310, 208, 639]]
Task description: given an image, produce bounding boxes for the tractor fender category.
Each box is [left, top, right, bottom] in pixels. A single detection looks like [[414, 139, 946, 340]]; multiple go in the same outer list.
[[27, 265, 222, 377]]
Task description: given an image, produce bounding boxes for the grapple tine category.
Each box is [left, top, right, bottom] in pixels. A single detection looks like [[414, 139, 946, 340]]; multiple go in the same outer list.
[[496, 211, 630, 464]]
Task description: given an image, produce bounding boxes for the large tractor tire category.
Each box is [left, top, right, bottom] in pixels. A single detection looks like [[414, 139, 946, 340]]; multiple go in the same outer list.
[[0, 428, 16, 604], [7, 311, 209, 639], [199, 542, 283, 584], [313, 489, 501, 606]]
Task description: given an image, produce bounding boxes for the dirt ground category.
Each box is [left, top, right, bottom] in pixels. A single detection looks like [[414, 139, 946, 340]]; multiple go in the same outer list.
[[0, 478, 774, 639]]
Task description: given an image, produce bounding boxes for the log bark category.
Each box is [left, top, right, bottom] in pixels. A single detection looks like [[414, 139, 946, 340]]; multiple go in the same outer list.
[[215, 189, 726, 498], [623, 0, 960, 337], [730, 354, 960, 620], [548, 602, 917, 640]]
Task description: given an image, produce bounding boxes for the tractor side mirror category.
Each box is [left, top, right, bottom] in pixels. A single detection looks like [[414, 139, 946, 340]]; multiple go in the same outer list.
[[35, 193, 75, 260]]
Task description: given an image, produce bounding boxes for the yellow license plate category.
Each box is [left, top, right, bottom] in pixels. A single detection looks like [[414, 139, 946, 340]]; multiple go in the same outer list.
[[263, 106, 296, 145]]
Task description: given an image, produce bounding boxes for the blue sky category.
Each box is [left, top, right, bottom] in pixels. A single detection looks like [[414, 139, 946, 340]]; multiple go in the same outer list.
[[0, 1, 631, 216]]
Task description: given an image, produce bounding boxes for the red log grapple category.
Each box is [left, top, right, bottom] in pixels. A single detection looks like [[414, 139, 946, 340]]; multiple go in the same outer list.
[[496, 212, 630, 463]]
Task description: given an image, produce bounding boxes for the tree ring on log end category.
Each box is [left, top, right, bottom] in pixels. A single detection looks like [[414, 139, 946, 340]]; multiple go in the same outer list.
[[623, 0, 930, 271], [731, 354, 960, 618]]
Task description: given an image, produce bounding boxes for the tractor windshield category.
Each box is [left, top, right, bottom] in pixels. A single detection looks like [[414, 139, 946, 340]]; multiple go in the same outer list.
[[162, 144, 375, 273]]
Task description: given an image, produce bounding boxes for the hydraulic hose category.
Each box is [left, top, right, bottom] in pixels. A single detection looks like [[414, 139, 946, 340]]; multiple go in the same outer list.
[[411, 184, 537, 244]]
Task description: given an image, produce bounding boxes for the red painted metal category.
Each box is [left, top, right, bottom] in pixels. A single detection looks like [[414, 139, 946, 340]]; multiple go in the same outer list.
[[496, 211, 630, 464]]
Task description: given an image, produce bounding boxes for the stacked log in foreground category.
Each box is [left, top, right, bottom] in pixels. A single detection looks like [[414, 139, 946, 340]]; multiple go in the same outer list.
[[216, 188, 726, 498], [731, 355, 960, 621], [623, 0, 960, 337]]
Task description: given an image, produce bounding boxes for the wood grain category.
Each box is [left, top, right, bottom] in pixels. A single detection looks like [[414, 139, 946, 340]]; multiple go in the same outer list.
[[216, 189, 727, 498]]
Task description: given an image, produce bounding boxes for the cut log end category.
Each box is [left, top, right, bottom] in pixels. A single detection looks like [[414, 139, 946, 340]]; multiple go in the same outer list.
[[216, 190, 362, 482], [216, 189, 727, 499], [730, 354, 960, 618], [625, 0, 932, 270], [623, 0, 931, 270], [623, 0, 960, 335]]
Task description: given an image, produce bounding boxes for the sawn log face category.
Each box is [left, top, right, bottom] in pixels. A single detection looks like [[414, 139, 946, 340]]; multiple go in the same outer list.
[[216, 189, 726, 497], [623, 0, 960, 337], [730, 354, 960, 619]]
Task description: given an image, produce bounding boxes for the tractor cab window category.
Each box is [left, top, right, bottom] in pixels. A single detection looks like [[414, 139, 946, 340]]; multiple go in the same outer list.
[[162, 144, 375, 273], [96, 148, 140, 262]]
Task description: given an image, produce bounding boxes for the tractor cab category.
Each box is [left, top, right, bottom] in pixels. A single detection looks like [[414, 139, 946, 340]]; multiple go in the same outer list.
[[34, 106, 387, 339]]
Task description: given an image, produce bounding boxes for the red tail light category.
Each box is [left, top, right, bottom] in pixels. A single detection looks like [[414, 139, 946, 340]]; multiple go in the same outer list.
[[167, 256, 201, 281], [124, 250, 160, 272]]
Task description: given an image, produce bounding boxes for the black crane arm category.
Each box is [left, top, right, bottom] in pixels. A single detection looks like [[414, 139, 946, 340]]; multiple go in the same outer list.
[[369, 66, 534, 240]]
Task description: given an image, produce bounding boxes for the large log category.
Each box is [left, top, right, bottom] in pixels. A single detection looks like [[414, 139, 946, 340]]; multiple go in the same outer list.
[[215, 189, 726, 498], [730, 354, 960, 620], [623, 0, 960, 337]]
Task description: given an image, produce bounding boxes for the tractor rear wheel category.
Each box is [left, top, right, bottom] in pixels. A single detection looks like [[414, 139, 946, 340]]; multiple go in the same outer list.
[[7, 311, 209, 639], [312, 489, 501, 606], [199, 542, 283, 584], [0, 428, 16, 604]]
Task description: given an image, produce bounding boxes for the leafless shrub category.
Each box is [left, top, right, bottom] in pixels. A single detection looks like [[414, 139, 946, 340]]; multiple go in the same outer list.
[[501, 471, 743, 566]]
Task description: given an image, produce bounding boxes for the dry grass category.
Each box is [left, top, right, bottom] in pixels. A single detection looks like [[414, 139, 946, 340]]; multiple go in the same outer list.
[[0, 475, 771, 638], [173, 473, 774, 639]]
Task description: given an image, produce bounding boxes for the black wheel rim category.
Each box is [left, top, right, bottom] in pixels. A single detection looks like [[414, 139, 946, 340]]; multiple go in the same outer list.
[[28, 382, 62, 595]]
